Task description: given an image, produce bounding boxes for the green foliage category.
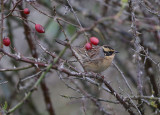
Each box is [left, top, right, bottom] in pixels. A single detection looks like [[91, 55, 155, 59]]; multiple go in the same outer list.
[[2, 101, 8, 111], [67, 24, 76, 36], [150, 101, 157, 108], [121, 0, 128, 3], [39, 0, 51, 7], [46, 21, 59, 38]]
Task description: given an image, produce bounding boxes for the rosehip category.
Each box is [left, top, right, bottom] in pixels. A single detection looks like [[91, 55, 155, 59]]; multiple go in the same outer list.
[[35, 24, 45, 33], [89, 37, 99, 45], [23, 8, 30, 14], [85, 42, 92, 50], [3, 37, 11, 46]]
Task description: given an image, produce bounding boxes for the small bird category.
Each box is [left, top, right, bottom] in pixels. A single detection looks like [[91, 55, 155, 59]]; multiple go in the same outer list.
[[72, 45, 118, 73], [56, 40, 118, 97]]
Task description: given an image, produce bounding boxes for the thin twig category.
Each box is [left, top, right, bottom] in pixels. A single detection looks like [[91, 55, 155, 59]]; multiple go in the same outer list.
[[138, 0, 160, 17], [0, 0, 4, 48], [113, 62, 133, 95], [0, 65, 33, 72], [7, 64, 53, 114], [1, 0, 22, 20]]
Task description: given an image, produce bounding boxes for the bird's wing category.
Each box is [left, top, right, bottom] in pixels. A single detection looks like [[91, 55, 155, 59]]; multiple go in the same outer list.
[[72, 46, 101, 62]]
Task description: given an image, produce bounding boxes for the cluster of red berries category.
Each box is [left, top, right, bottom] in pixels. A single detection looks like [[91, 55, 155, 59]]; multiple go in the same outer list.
[[85, 37, 99, 50], [3, 8, 45, 47], [23, 8, 45, 33]]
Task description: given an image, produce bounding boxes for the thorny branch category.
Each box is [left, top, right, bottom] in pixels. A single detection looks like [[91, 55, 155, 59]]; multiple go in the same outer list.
[[0, 47, 136, 114], [128, 0, 144, 114]]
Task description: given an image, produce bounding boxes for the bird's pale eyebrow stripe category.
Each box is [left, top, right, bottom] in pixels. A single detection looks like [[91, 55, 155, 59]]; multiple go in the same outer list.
[[103, 45, 114, 49], [103, 46, 114, 51], [103, 48, 114, 52]]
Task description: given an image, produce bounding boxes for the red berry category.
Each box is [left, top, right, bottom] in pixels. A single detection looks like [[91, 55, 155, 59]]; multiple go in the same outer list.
[[89, 37, 99, 45], [85, 42, 92, 50], [3, 37, 11, 46], [35, 24, 45, 33], [23, 8, 30, 14]]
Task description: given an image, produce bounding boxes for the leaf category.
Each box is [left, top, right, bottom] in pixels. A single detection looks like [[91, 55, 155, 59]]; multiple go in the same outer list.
[[150, 101, 157, 108], [67, 25, 76, 35], [2, 101, 7, 110], [121, 0, 128, 3], [45, 21, 59, 38]]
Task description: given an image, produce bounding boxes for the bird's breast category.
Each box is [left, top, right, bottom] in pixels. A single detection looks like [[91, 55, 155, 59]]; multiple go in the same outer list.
[[83, 57, 113, 73]]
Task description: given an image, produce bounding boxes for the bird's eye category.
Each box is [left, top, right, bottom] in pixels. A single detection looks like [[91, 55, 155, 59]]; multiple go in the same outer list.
[[108, 51, 113, 55], [104, 51, 113, 56]]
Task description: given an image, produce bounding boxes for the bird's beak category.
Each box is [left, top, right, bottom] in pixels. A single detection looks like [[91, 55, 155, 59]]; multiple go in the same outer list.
[[114, 51, 119, 53]]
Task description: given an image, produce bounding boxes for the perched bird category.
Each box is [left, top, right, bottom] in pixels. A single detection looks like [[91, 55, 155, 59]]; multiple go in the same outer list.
[[72, 45, 118, 97], [56, 39, 118, 98], [55, 39, 118, 73], [72, 45, 118, 73]]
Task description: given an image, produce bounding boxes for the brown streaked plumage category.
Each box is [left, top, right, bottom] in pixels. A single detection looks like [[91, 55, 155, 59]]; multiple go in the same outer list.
[[72, 45, 117, 73]]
